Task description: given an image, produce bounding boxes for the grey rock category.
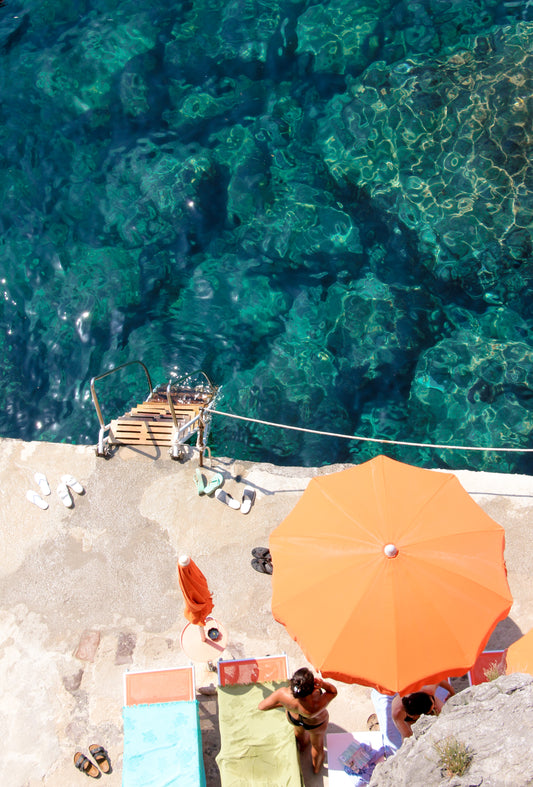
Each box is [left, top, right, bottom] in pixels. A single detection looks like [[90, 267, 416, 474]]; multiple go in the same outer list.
[[62, 668, 83, 693], [370, 674, 533, 787]]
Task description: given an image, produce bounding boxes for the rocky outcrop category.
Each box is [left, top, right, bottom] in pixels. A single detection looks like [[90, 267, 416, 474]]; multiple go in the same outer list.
[[370, 673, 533, 787]]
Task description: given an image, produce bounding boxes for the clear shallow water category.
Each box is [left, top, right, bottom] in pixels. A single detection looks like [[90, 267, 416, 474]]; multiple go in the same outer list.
[[1, 0, 532, 472]]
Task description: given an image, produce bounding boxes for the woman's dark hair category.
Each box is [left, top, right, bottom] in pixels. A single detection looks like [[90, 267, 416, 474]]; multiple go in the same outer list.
[[402, 692, 433, 716], [290, 668, 315, 698]]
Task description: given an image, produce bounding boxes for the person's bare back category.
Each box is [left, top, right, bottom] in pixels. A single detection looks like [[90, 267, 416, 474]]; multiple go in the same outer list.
[[258, 667, 337, 773]]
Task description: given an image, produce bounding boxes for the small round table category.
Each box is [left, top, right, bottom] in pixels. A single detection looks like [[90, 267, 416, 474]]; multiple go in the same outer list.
[[180, 617, 228, 662]]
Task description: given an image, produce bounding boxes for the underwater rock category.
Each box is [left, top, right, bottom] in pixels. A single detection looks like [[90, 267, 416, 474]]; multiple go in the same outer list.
[[296, 0, 387, 74], [410, 325, 533, 470], [215, 285, 353, 464], [103, 140, 228, 251], [325, 273, 435, 380], [35, 11, 158, 116], [165, 0, 282, 66], [318, 23, 533, 307]]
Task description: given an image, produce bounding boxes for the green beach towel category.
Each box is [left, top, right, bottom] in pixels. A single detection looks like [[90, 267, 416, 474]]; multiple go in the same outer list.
[[216, 681, 303, 786]]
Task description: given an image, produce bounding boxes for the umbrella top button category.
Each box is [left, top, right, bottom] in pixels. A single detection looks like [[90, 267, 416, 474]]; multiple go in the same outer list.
[[384, 544, 399, 558]]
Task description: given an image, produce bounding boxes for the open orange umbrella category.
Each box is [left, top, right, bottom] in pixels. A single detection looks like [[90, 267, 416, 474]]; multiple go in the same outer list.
[[178, 554, 214, 625], [506, 627, 533, 676], [270, 455, 513, 695]]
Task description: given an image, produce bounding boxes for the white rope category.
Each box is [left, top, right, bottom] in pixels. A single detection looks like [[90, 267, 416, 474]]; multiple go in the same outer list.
[[210, 409, 533, 453]]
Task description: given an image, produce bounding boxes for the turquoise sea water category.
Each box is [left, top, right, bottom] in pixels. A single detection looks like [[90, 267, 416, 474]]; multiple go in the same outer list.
[[1, 0, 532, 472]]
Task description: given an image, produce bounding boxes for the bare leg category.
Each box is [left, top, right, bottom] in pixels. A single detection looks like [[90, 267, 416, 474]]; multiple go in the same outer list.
[[309, 730, 326, 773], [293, 726, 310, 751]]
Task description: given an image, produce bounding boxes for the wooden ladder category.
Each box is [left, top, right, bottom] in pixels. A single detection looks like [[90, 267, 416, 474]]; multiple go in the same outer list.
[[109, 400, 203, 448]]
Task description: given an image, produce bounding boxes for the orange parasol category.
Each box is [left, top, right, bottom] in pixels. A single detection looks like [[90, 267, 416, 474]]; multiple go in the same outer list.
[[506, 627, 533, 676], [270, 455, 513, 695], [178, 555, 214, 625]]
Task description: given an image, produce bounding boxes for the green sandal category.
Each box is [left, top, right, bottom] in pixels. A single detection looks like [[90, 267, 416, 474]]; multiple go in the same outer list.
[[194, 468, 205, 495], [204, 473, 223, 495]]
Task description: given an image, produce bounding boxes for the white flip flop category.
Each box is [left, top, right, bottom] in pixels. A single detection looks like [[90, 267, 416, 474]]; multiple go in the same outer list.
[[26, 489, 49, 510], [215, 489, 241, 510], [240, 487, 256, 515], [34, 472, 51, 496], [57, 482, 73, 508], [61, 474, 84, 495]]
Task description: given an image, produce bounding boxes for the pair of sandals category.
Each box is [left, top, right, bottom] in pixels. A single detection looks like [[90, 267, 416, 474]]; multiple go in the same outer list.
[[251, 546, 273, 574], [194, 469, 223, 497], [27, 472, 84, 511], [215, 487, 255, 513], [74, 745, 111, 778], [194, 469, 256, 514]]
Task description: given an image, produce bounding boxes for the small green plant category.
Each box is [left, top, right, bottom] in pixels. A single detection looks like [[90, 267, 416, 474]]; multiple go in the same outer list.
[[434, 735, 473, 777], [483, 660, 506, 681]]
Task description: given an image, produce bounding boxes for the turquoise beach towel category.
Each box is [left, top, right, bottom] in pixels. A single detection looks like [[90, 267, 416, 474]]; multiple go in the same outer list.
[[122, 700, 206, 787]]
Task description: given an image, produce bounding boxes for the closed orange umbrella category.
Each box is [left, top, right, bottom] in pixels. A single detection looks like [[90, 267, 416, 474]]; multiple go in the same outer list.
[[270, 455, 512, 695], [506, 628, 533, 675], [178, 555, 214, 625]]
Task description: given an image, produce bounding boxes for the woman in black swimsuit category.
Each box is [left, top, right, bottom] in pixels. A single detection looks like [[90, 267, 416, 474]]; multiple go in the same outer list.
[[258, 667, 338, 773]]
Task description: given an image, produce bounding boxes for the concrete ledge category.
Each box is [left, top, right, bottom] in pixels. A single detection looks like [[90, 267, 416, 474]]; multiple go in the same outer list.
[[0, 438, 531, 785]]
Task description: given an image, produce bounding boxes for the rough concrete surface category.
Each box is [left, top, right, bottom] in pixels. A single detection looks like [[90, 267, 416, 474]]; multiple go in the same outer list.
[[0, 437, 532, 786]]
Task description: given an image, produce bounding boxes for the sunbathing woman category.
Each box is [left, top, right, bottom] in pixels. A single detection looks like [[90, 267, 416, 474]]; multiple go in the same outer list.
[[391, 680, 455, 740], [258, 667, 337, 773]]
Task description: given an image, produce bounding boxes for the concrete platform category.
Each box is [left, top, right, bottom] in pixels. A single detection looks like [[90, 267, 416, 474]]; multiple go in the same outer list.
[[0, 437, 532, 786]]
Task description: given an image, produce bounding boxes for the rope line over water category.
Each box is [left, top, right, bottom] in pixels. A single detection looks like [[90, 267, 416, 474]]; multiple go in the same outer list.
[[210, 409, 533, 453]]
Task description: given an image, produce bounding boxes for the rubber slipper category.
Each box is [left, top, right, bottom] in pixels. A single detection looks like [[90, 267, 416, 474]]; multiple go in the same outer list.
[[194, 468, 205, 495], [26, 489, 49, 510], [73, 752, 100, 778], [34, 472, 51, 496], [251, 558, 273, 575], [89, 744, 111, 774], [240, 487, 256, 515], [215, 488, 240, 509], [204, 472, 223, 495], [57, 482, 73, 508], [61, 474, 84, 495], [251, 547, 270, 559]]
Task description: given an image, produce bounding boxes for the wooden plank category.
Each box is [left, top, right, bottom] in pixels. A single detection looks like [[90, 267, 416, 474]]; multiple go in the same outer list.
[[132, 404, 200, 419], [109, 416, 196, 447]]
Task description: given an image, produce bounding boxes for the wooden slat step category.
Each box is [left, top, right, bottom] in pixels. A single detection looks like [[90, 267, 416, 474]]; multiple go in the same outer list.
[[132, 403, 200, 418], [132, 403, 172, 415], [109, 417, 195, 447], [142, 399, 202, 412]]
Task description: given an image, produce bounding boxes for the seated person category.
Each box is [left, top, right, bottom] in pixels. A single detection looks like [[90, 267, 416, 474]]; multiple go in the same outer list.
[[391, 680, 455, 740], [258, 667, 337, 774]]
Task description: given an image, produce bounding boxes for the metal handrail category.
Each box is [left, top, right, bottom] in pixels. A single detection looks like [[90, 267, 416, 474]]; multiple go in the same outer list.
[[166, 370, 217, 429], [90, 360, 153, 428], [167, 369, 217, 393]]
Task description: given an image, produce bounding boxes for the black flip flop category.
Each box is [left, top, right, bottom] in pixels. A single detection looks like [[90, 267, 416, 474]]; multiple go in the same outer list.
[[251, 558, 273, 575], [251, 547, 271, 559]]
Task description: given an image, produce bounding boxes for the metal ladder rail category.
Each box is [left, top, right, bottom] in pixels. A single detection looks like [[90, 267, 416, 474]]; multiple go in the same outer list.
[[166, 371, 219, 463], [90, 361, 153, 457]]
